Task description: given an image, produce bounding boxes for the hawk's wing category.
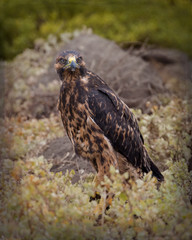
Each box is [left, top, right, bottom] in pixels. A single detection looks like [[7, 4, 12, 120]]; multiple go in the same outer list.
[[88, 85, 149, 170]]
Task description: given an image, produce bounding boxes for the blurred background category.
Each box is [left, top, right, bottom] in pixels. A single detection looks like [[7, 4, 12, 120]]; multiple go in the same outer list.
[[0, 0, 192, 60]]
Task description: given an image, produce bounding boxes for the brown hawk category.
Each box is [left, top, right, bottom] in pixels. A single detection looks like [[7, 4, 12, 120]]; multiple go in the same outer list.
[[55, 50, 164, 185]]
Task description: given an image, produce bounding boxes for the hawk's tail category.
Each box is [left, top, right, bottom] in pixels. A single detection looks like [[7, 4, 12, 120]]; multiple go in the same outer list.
[[149, 160, 164, 182], [143, 148, 164, 182]]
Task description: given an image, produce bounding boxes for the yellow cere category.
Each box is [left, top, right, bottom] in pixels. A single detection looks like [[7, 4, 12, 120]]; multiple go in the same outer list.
[[68, 56, 76, 63]]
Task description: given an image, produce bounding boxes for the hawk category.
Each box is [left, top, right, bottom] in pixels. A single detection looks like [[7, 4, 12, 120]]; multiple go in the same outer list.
[[55, 50, 164, 185]]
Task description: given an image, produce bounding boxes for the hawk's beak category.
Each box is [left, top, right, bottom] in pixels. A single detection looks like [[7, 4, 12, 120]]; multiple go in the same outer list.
[[68, 56, 78, 71]]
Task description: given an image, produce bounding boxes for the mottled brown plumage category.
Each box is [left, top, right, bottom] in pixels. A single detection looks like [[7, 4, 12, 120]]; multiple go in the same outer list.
[[55, 50, 164, 184]]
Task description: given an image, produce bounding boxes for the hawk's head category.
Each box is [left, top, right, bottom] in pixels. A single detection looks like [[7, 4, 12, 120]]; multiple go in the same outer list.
[[55, 50, 85, 80]]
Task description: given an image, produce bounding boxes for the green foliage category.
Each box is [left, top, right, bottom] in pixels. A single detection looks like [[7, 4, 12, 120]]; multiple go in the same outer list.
[[1, 0, 192, 60]]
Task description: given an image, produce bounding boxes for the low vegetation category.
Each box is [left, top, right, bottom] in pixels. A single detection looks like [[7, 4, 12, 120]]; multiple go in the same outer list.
[[1, 96, 192, 239]]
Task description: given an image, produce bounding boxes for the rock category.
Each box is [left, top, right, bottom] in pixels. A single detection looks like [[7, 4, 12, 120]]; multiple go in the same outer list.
[[40, 136, 95, 183], [59, 33, 164, 112], [135, 47, 192, 96], [5, 32, 191, 118]]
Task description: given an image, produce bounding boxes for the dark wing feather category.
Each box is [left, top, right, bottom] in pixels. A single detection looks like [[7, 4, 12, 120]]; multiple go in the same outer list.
[[98, 88, 144, 144], [88, 85, 147, 170]]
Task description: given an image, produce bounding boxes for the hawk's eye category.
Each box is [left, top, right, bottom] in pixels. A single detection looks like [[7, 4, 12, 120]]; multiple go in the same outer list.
[[59, 58, 67, 64], [76, 57, 82, 63]]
